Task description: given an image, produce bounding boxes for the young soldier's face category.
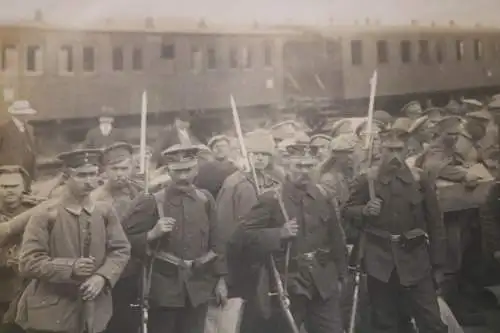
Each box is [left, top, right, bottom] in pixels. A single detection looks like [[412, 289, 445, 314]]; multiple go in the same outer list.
[[212, 141, 231, 160], [106, 159, 133, 187], [66, 165, 100, 197], [0, 173, 25, 206], [250, 153, 271, 170], [168, 164, 198, 187], [288, 159, 314, 184]]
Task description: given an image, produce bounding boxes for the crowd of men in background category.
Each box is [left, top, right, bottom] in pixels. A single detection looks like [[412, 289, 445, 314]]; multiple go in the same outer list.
[[0, 94, 500, 333]]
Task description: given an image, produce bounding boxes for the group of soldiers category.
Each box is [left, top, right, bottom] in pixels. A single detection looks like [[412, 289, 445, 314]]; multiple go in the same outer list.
[[0, 94, 500, 333]]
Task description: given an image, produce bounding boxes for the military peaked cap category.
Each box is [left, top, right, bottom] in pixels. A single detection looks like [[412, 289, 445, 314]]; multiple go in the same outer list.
[[310, 134, 332, 146], [207, 135, 231, 149], [245, 130, 275, 155], [401, 101, 423, 115], [102, 142, 133, 165], [57, 149, 103, 169], [161, 144, 199, 170], [466, 110, 491, 122]]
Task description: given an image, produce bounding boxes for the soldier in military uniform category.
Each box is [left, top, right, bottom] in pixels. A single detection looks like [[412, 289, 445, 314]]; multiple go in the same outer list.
[[92, 143, 142, 333], [0, 165, 38, 331], [15, 149, 131, 333], [231, 137, 347, 333], [343, 128, 447, 333], [122, 144, 227, 333], [400, 100, 424, 122], [309, 134, 332, 163]]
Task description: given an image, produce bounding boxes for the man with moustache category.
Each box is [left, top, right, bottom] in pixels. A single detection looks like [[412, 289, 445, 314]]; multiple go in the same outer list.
[[92, 143, 141, 333], [0, 165, 38, 332], [232, 136, 347, 333], [15, 149, 131, 333], [123, 144, 227, 333], [343, 128, 447, 333]]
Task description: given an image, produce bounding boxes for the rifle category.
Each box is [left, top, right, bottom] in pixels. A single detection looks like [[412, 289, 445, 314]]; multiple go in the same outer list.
[[230, 95, 298, 332], [348, 70, 377, 333], [139, 90, 150, 333]]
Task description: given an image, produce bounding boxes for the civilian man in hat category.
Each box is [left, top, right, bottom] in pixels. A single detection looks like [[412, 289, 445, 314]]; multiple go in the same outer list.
[[208, 135, 233, 163], [230, 136, 347, 333], [0, 165, 39, 331], [92, 143, 142, 333], [152, 111, 201, 168], [0, 100, 37, 179], [84, 114, 126, 149], [123, 144, 227, 333], [15, 149, 131, 333], [343, 128, 447, 333]]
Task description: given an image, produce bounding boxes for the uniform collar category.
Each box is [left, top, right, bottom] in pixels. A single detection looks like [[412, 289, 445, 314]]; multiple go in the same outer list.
[[165, 183, 198, 200], [62, 190, 95, 216]]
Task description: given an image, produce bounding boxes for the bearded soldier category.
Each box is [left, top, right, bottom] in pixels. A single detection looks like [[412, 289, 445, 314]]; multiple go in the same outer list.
[[123, 144, 227, 333], [92, 143, 141, 333], [15, 149, 131, 333], [343, 128, 447, 333], [0, 165, 38, 331], [231, 136, 347, 333]]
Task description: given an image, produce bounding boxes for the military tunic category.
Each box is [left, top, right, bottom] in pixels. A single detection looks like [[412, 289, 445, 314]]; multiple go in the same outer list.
[[232, 181, 347, 333], [122, 184, 225, 333], [0, 199, 37, 325], [15, 194, 131, 333], [343, 164, 447, 333]]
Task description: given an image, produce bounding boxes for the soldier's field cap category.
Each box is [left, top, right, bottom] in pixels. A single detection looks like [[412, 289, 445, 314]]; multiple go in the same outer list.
[[270, 120, 300, 141], [310, 134, 332, 146], [422, 107, 445, 119], [161, 144, 199, 170], [282, 135, 317, 166], [401, 101, 423, 115], [379, 128, 405, 149], [245, 130, 275, 155], [57, 149, 103, 169], [8, 100, 37, 115], [466, 110, 491, 122], [373, 110, 393, 125], [329, 135, 356, 152], [436, 116, 463, 134], [208, 135, 231, 149], [462, 98, 483, 109], [102, 142, 133, 165]]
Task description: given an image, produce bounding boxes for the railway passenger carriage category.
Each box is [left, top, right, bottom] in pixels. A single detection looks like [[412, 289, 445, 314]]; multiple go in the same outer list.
[[1, 16, 500, 149]]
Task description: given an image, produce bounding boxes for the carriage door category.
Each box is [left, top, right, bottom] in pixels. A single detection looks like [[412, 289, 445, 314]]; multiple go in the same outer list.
[[282, 37, 343, 101]]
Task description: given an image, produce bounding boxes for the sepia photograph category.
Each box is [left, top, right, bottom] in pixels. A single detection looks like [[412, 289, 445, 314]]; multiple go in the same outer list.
[[1, 1, 500, 332]]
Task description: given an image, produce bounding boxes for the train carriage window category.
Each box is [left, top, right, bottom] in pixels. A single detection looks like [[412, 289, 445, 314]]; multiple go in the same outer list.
[[112, 47, 124, 71], [418, 40, 430, 64], [351, 40, 363, 65], [1, 45, 18, 72], [132, 47, 143, 71], [376, 40, 388, 64], [229, 46, 239, 68], [26, 45, 43, 73], [400, 40, 412, 63], [83, 46, 95, 72], [207, 46, 216, 70], [161, 44, 175, 59], [242, 46, 252, 69], [58, 45, 74, 74], [473, 39, 483, 61], [190, 46, 203, 73], [455, 40, 464, 61], [435, 40, 445, 64], [264, 42, 273, 67]]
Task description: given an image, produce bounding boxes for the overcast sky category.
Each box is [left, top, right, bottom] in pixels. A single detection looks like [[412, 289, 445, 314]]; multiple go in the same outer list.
[[0, 0, 497, 26]]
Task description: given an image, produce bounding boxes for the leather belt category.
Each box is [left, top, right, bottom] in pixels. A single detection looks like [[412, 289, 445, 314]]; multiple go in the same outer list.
[[153, 250, 217, 269]]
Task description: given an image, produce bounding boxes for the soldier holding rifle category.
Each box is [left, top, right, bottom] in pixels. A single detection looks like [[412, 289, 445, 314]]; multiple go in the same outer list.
[[122, 144, 227, 333], [343, 128, 448, 333], [15, 149, 131, 333], [233, 136, 347, 333]]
